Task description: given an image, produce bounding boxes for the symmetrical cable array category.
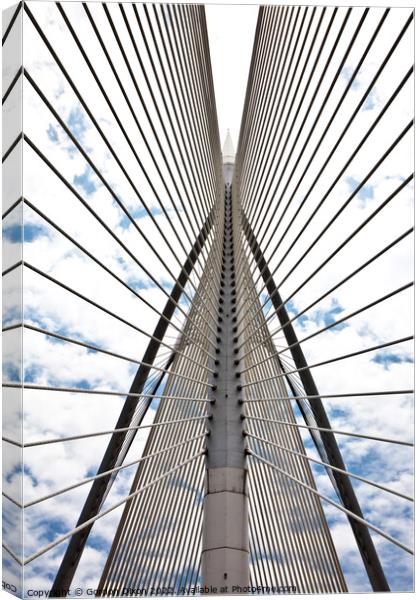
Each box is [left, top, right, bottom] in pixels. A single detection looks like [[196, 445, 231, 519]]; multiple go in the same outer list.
[[235, 3, 413, 592], [97, 245, 219, 595], [2, 1, 413, 596], [232, 184, 347, 592], [98, 138, 226, 590], [3, 0, 222, 592]]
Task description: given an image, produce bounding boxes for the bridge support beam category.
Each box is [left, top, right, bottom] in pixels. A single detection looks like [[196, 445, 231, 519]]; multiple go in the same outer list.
[[242, 213, 390, 593], [50, 212, 214, 597], [202, 181, 249, 592]]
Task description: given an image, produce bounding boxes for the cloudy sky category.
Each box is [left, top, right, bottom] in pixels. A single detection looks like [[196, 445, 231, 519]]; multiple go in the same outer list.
[[206, 4, 258, 146], [1, 0, 414, 597]]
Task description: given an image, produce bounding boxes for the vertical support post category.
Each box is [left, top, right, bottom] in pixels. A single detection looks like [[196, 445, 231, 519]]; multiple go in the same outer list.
[[50, 214, 214, 596], [202, 176, 249, 592], [241, 212, 390, 592]]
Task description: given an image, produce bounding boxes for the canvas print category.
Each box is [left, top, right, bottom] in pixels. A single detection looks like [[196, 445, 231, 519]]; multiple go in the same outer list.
[[2, 1, 414, 597]]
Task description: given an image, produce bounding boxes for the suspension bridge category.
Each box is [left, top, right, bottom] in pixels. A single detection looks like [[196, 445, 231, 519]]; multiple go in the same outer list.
[[2, 1, 414, 596]]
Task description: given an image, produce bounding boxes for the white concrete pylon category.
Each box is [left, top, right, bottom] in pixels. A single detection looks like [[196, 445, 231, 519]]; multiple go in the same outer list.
[[222, 129, 236, 164]]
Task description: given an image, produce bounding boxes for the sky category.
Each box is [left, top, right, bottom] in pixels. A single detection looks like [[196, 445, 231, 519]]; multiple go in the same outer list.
[[206, 4, 258, 148], [1, 1, 415, 597]]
